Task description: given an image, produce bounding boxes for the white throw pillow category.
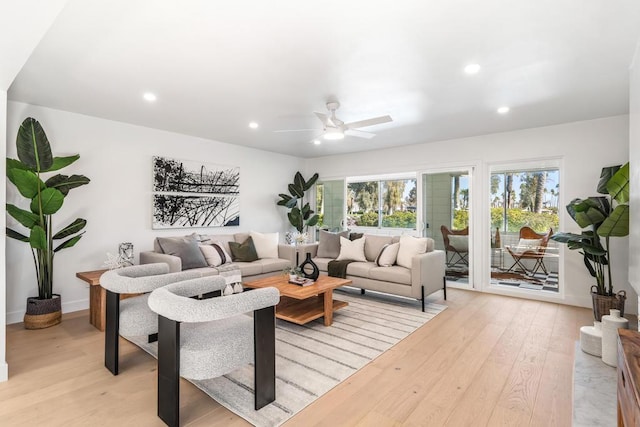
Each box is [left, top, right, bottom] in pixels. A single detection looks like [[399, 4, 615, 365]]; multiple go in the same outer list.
[[199, 242, 232, 267], [396, 235, 428, 269], [336, 236, 367, 262], [375, 242, 400, 267], [249, 231, 279, 259], [512, 238, 543, 255], [447, 235, 468, 252]]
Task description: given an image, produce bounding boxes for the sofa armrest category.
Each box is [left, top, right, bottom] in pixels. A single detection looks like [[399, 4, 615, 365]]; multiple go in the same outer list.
[[411, 250, 446, 298], [140, 251, 182, 273], [277, 243, 319, 266]]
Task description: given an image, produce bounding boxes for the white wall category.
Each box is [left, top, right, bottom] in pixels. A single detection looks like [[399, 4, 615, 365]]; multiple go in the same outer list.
[[306, 115, 634, 313], [6, 102, 303, 323], [0, 91, 8, 381], [630, 41, 640, 298]]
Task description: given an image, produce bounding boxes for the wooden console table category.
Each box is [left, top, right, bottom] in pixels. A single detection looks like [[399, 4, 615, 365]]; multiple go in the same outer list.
[[76, 269, 138, 331], [617, 329, 640, 426]]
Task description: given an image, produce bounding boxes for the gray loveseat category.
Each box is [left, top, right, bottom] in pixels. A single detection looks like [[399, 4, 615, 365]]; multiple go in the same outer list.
[[302, 233, 446, 310], [140, 232, 296, 281]]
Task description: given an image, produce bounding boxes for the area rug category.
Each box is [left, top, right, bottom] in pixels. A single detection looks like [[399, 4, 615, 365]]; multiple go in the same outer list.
[[127, 289, 447, 426], [572, 342, 616, 427]]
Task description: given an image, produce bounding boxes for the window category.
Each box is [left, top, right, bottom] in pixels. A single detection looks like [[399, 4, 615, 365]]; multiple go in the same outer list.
[[346, 176, 417, 229], [490, 168, 559, 233]]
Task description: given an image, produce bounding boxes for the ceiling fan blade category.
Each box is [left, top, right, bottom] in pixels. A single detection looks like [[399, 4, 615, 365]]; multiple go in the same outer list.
[[273, 129, 318, 133], [314, 111, 336, 127], [345, 115, 393, 129], [345, 129, 376, 139]]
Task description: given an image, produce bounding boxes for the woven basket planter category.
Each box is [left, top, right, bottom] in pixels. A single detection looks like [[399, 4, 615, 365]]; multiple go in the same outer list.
[[24, 294, 62, 330], [591, 288, 626, 322]]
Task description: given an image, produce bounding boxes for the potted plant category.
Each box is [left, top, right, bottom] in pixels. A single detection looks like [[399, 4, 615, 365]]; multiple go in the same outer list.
[[277, 172, 320, 239], [551, 162, 629, 321], [6, 117, 90, 329]]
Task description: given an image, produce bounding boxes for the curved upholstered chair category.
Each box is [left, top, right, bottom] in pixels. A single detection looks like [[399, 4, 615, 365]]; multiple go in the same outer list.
[[100, 263, 206, 375], [440, 225, 469, 267], [148, 276, 280, 427]]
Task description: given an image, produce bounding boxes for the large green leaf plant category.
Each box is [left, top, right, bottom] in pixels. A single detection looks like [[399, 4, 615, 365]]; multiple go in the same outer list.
[[6, 118, 90, 300], [277, 172, 319, 233], [551, 163, 629, 296]]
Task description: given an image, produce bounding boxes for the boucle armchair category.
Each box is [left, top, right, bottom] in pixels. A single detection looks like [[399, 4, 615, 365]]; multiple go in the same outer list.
[[99, 263, 206, 375], [148, 275, 280, 427]]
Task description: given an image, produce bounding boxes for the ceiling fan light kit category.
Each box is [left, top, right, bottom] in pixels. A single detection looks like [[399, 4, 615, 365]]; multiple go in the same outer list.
[[275, 100, 393, 142]]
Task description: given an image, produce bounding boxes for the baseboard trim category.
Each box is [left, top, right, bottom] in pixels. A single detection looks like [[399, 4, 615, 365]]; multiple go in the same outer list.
[[6, 298, 89, 325]]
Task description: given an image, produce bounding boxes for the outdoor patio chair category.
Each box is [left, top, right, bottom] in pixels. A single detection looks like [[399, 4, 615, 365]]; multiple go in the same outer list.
[[148, 275, 280, 427], [505, 227, 553, 276], [441, 225, 469, 268]]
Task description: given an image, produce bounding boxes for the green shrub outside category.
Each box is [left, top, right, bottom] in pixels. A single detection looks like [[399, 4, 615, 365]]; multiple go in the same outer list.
[[489, 207, 558, 233]]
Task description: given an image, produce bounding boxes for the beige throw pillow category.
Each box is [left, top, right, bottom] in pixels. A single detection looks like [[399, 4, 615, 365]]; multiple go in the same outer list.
[[249, 231, 279, 259], [375, 242, 400, 267], [396, 235, 428, 269], [199, 242, 232, 267], [317, 230, 349, 258], [448, 235, 468, 252], [336, 236, 367, 262]]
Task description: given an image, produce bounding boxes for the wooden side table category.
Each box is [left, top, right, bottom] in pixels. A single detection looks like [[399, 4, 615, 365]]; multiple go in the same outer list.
[[76, 269, 138, 331]]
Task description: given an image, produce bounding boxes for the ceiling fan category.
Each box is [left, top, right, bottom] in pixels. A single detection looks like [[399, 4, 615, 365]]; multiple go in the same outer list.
[[275, 101, 392, 141]]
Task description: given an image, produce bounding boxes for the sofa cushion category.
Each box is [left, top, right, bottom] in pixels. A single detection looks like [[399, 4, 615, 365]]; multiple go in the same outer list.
[[336, 236, 367, 262], [317, 230, 348, 258], [228, 237, 259, 262], [157, 236, 208, 270], [234, 232, 250, 244], [249, 231, 279, 259], [199, 242, 232, 267], [312, 257, 333, 272], [375, 242, 400, 267], [364, 234, 393, 261], [232, 262, 263, 276], [369, 266, 412, 285], [346, 261, 375, 278], [396, 235, 428, 269], [255, 258, 291, 274]]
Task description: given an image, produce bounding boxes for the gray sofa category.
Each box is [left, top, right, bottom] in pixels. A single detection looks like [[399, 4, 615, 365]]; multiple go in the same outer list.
[[140, 232, 296, 281], [302, 233, 446, 310]]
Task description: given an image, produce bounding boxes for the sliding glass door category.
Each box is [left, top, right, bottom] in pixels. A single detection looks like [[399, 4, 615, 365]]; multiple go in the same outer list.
[[421, 169, 473, 288]]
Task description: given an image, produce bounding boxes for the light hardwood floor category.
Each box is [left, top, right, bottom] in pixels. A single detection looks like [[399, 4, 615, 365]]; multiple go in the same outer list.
[[0, 289, 593, 426]]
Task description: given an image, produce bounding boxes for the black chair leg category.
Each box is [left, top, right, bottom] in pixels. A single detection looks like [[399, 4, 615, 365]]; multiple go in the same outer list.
[[443, 276, 447, 301], [158, 316, 181, 427], [254, 306, 276, 410], [421, 286, 425, 312], [105, 290, 120, 375], [360, 289, 365, 295]]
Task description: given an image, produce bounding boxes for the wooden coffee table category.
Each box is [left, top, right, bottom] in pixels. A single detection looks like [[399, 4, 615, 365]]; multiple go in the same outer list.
[[243, 275, 351, 326]]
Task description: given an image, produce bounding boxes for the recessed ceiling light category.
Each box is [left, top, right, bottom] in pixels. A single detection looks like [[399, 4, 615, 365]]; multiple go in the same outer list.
[[143, 92, 157, 102], [464, 64, 481, 74], [497, 106, 510, 114], [313, 140, 321, 145], [248, 122, 259, 129]]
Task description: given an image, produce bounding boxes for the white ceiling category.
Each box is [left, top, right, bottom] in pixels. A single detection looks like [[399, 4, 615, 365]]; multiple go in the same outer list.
[[8, 0, 640, 158]]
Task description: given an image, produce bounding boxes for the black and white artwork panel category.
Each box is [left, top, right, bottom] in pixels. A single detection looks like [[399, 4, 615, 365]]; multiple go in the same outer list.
[[152, 194, 240, 229], [153, 156, 240, 195]]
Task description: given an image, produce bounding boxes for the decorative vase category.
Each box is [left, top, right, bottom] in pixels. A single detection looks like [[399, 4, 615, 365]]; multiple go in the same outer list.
[[601, 309, 629, 367], [285, 232, 295, 245], [23, 294, 62, 330], [591, 288, 626, 321], [494, 227, 501, 248], [299, 253, 319, 280], [579, 321, 603, 357]]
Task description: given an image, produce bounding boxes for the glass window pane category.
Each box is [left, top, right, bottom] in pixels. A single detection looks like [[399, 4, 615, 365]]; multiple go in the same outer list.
[[381, 179, 417, 229], [347, 181, 379, 227]]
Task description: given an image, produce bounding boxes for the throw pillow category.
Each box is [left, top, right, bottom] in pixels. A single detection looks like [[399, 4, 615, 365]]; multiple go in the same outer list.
[[317, 230, 349, 258], [199, 242, 232, 267], [228, 236, 259, 262], [249, 231, 279, 259], [396, 235, 428, 269], [375, 242, 400, 267], [448, 235, 469, 252], [513, 238, 543, 255], [349, 232, 364, 241], [336, 236, 367, 262], [157, 236, 208, 270]]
